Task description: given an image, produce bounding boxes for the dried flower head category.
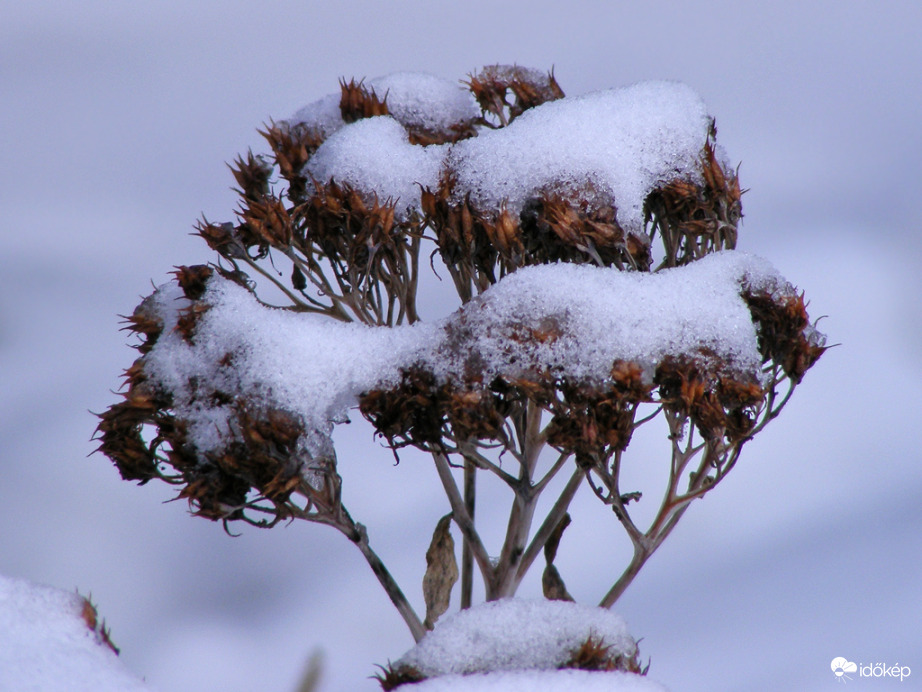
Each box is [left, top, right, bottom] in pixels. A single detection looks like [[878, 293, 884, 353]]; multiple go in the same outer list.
[[467, 64, 564, 127], [340, 77, 389, 123], [97, 66, 827, 654], [563, 635, 644, 674]]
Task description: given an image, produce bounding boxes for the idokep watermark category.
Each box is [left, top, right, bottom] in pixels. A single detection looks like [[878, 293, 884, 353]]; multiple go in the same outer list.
[[831, 657, 911, 683]]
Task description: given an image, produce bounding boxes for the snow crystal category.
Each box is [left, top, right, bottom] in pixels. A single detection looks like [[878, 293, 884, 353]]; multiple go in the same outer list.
[[369, 72, 479, 136], [447, 81, 713, 230], [396, 599, 637, 676], [0, 574, 150, 692], [304, 116, 445, 216], [405, 670, 666, 692]]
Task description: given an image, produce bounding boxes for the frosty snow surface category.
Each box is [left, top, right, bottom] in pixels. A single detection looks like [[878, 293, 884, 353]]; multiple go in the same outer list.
[[448, 81, 713, 229], [304, 116, 447, 219], [367, 72, 480, 136], [405, 670, 666, 692], [142, 250, 794, 460], [290, 72, 479, 142], [288, 74, 715, 228], [398, 599, 636, 675], [393, 599, 666, 691], [0, 575, 150, 691]]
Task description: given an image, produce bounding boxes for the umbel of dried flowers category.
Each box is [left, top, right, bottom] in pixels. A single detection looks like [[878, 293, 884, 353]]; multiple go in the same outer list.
[[96, 66, 826, 654]]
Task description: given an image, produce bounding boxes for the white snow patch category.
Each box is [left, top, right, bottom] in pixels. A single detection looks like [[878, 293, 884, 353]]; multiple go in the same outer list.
[[0, 574, 151, 692], [430, 251, 782, 382], [397, 599, 637, 676], [288, 92, 344, 137], [369, 72, 479, 136], [447, 81, 713, 230], [143, 276, 439, 456], [304, 116, 446, 216], [142, 251, 795, 458], [406, 670, 667, 692], [287, 77, 721, 232], [287, 72, 478, 143]]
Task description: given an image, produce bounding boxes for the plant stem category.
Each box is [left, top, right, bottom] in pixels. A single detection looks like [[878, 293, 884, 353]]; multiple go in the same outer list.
[[432, 451, 494, 588], [461, 459, 475, 609], [349, 522, 427, 642], [599, 541, 650, 608], [492, 490, 539, 598], [515, 465, 582, 587]]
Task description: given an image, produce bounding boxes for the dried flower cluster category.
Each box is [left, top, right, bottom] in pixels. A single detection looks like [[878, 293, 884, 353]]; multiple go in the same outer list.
[[375, 633, 645, 690], [96, 265, 328, 524], [96, 66, 826, 679], [467, 64, 565, 128]]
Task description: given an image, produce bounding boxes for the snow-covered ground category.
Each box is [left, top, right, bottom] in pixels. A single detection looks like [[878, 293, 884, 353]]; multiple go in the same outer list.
[[2, 3, 921, 691], [0, 575, 150, 691]]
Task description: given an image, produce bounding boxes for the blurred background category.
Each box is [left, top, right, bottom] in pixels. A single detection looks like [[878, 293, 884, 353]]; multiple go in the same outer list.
[[2, 2, 921, 690]]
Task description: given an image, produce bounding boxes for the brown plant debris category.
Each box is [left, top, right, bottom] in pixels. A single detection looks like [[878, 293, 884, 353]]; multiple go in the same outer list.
[[422, 514, 459, 629], [542, 514, 574, 602], [373, 662, 427, 691], [79, 595, 120, 655], [645, 128, 743, 269], [467, 64, 564, 127], [563, 634, 645, 674], [340, 78, 389, 123]]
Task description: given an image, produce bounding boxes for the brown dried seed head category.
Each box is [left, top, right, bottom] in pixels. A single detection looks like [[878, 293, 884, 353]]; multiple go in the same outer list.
[[564, 635, 643, 674], [374, 663, 426, 691], [446, 387, 505, 440], [228, 151, 272, 201], [718, 377, 764, 407], [80, 596, 120, 655], [339, 78, 389, 123], [467, 65, 565, 125], [172, 265, 214, 300], [610, 360, 651, 400], [175, 302, 211, 343], [194, 220, 246, 259], [258, 121, 324, 200], [120, 297, 164, 352], [239, 196, 293, 248]]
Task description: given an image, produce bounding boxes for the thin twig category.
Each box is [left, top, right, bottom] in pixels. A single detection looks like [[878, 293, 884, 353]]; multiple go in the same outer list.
[[431, 451, 494, 587]]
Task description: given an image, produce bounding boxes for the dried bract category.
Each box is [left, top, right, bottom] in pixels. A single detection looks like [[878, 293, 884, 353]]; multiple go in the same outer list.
[[644, 128, 742, 269], [467, 64, 564, 127], [563, 635, 644, 674], [259, 121, 325, 202], [744, 289, 827, 383], [340, 78, 389, 123], [373, 663, 427, 691]]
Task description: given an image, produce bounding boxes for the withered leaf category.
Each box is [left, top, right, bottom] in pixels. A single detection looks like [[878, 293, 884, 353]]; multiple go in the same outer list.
[[542, 513, 574, 601], [422, 513, 458, 629], [542, 563, 574, 602], [543, 512, 571, 564]]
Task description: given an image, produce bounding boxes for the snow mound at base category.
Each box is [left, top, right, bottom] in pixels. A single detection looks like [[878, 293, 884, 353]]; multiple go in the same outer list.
[[407, 669, 667, 692], [402, 599, 633, 671], [0, 574, 150, 692]]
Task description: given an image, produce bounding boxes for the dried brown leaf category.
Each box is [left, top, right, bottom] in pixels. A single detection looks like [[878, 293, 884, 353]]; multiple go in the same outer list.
[[422, 513, 458, 629]]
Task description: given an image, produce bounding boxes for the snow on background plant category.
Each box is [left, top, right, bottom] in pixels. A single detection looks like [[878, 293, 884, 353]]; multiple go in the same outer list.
[[95, 65, 825, 687]]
